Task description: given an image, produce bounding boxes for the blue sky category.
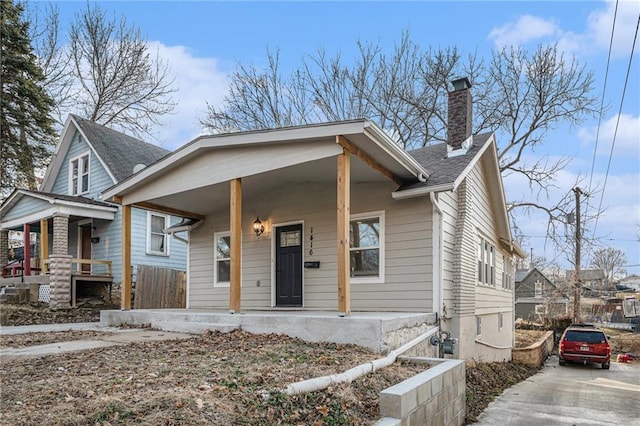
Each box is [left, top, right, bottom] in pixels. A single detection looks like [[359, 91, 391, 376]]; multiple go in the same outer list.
[[46, 0, 639, 272]]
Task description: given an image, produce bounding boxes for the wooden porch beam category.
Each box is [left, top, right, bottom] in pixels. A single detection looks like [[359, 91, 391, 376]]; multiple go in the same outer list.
[[132, 201, 205, 221], [336, 135, 404, 186], [40, 219, 48, 273], [337, 145, 351, 316], [229, 178, 242, 314], [121, 204, 132, 309]]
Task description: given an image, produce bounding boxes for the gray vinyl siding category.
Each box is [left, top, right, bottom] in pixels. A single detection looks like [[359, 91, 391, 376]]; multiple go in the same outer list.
[[50, 130, 115, 198], [188, 180, 434, 311], [2, 197, 50, 222], [439, 190, 459, 320]]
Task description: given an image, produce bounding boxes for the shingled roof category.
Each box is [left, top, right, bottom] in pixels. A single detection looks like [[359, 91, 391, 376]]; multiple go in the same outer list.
[[71, 115, 170, 183], [399, 132, 492, 191]]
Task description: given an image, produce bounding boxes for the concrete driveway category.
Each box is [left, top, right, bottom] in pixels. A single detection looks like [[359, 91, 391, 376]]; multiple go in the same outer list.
[[475, 355, 640, 426]]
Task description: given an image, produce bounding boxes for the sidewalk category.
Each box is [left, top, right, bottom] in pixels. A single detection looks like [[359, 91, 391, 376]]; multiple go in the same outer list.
[[0, 323, 195, 360]]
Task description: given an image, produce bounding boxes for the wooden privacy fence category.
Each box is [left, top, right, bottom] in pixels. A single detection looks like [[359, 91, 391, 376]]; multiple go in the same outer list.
[[134, 265, 186, 309]]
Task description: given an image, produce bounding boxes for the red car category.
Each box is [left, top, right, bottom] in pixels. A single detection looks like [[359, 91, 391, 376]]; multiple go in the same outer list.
[[559, 324, 611, 369]]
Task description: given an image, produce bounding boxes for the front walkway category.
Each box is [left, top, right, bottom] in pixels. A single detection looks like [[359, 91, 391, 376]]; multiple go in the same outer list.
[[101, 309, 438, 354]]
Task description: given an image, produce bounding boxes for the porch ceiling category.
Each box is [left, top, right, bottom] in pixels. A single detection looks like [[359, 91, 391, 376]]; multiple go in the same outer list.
[[137, 155, 388, 217]]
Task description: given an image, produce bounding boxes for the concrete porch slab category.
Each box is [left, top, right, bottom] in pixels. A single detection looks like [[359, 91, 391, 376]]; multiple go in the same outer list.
[[101, 309, 438, 354]]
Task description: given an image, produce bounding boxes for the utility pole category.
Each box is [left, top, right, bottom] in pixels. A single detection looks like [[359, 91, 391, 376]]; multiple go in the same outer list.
[[573, 187, 583, 323]]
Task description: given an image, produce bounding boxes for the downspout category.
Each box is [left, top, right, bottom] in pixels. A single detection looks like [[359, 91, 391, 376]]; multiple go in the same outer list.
[[284, 327, 439, 395], [430, 192, 443, 321]]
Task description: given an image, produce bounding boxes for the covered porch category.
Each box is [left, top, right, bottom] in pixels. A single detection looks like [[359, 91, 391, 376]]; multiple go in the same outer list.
[[0, 190, 118, 308], [104, 120, 433, 316]]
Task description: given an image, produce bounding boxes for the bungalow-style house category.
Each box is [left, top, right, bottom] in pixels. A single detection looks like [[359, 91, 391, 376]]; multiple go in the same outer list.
[[102, 78, 524, 361], [515, 267, 569, 320], [0, 115, 187, 308]]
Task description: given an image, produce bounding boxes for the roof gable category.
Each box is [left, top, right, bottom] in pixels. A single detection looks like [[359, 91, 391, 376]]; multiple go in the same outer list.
[[393, 133, 517, 253], [41, 115, 170, 192]]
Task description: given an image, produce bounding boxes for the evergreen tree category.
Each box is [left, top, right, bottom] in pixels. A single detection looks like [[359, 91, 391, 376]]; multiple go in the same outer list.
[[0, 0, 56, 198]]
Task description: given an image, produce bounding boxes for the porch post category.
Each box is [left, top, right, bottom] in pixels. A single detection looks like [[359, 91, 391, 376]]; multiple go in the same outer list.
[[23, 223, 31, 276], [40, 219, 49, 273], [337, 143, 351, 316], [229, 178, 242, 313], [49, 215, 71, 309], [121, 204, 132, 309], [0, 230, 8, 274]]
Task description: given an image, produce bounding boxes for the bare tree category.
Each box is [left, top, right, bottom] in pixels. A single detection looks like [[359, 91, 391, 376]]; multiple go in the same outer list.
[[591, 247, 627, 285], [201, 34, 599, 259], [28, 2, 176, 138]]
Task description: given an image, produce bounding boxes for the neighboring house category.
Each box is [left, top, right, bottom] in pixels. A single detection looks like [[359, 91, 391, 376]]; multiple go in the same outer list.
[[0, 115, 187, 307], [565, 269, 606, 291], [103, 78, 524, 362], [515, 267, 569, 320], [617, 275, 640, 292]]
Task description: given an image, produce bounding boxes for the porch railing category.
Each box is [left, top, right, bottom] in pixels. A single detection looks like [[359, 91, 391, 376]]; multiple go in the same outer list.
[[69, 259, 113, 276], [2, 259, 112, 278]]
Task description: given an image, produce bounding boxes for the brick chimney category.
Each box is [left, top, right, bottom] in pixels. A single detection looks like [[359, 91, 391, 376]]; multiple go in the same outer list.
[[446, 77, 472, 150]]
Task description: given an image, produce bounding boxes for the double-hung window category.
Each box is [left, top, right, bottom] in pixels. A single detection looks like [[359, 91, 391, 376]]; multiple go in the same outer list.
[[502, 255, 513, 290], [147, 212, 169, 256], [69, 153, 90, 195], [214, 232, 231, 287], [477, 235, 495, 285], [349, 211, 384, 283]]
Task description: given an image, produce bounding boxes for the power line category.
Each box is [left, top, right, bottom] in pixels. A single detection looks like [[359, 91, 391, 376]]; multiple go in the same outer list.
[[586, 0, 618, 217], [592, 12, 640, 238]]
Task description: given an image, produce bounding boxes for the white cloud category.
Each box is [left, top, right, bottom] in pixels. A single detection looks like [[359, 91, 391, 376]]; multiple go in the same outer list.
[[148, 42, 228, 150], [585, 0, 640, 56], [578, 113, 640, 157], [489, 1, 640, 57], [488, 15, 560, 47]]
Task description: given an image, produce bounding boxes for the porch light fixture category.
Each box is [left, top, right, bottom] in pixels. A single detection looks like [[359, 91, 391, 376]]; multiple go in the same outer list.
[[253, 216, 265, 237]]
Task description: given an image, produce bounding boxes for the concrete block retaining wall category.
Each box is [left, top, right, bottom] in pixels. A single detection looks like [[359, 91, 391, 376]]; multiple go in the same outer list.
[[376, 358, 465, 426], [512, 330, 554, 367]]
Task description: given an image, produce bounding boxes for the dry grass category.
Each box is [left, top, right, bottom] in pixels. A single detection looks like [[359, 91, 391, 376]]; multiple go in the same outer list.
[[0, 330, 428, 425], [514, 330, 549, 348]]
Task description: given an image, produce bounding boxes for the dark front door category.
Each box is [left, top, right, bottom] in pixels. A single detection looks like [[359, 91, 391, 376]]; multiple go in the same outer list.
[[80, 224, 92, 273], [275, 224, 303, 307]]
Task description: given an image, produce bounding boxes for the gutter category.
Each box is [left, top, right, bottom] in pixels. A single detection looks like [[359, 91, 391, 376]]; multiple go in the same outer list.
[[165, 218, 203, 244], [392, 183, 455, 200], [284, 327, 439, 395]]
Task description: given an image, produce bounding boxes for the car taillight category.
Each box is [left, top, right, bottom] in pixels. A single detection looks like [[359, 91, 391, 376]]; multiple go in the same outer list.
[[560, 341, 564, 352]]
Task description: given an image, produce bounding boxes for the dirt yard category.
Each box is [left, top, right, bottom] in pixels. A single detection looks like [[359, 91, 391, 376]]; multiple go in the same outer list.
[[0, 305, 541, 424]]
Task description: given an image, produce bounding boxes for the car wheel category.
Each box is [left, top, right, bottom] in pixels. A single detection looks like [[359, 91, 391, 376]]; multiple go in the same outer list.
[[559, 358, 566, 366], [602, 362, 610, 370]]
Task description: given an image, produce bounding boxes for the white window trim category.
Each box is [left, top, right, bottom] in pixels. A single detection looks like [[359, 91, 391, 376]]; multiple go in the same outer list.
[[350, 210, 385, 284], [68, 151, 91, 196], [477, 233, 496, 286], [214, 231, 231, 288], [146, 211, 169, 256]]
